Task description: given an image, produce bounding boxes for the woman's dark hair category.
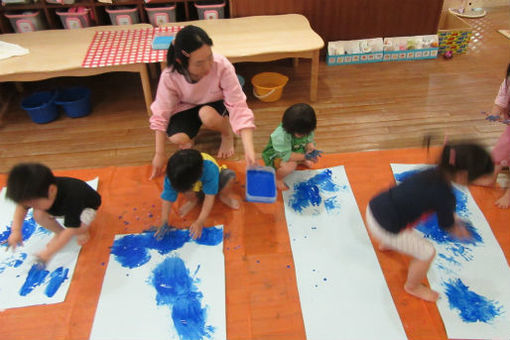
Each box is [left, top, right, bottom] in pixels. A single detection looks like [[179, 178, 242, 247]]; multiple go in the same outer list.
[[167, 25, 213, 76], [6, 163, 56, 203], [424, 136, 494, 182], [282, 103, 317, 136], [166, 149, 204, 192]]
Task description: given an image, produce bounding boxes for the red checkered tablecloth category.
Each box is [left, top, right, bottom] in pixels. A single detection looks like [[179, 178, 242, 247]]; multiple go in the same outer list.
[[82, 26, 182, 68]]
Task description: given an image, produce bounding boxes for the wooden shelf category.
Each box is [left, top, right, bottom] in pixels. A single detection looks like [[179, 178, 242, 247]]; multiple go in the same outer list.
[[0, 0, 227, 33]]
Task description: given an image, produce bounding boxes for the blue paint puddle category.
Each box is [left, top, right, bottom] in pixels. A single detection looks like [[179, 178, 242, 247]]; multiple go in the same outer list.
[[288, 169, 339, 215], [19, 264, 49, 296], [444, 278, 503, 323], [111, 227, 223, 269], [151, 257, 214, 340], [45, 267, 69, 297]]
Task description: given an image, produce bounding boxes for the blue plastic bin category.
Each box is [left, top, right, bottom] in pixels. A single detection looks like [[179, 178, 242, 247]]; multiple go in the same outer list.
[[55, 87, 91, 118], [246, 166, 277, 203], [21, 91, 58, 124]]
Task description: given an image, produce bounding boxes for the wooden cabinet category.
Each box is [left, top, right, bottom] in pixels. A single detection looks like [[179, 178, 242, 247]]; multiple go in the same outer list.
[[229, 0, 444, 43], [0, 0, 227, 33]]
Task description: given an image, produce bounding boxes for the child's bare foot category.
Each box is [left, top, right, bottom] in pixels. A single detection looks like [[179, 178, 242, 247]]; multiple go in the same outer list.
[[219, 194, 240, 209], [179, 199, 198, 217], [404, 283, 439, 302], [495, 190, 510, 208], [217, 131, 234, 159], [277, 180, 289, 191], [303, 160, 314, 168], [76, 232, 90, 246]]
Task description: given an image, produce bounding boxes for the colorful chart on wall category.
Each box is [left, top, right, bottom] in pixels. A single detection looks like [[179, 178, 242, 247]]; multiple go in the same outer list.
[[282, 165, 407, 340], [391, 164, 510, 339], [89, 226, 226, 340], [0, 178, 99, 310]]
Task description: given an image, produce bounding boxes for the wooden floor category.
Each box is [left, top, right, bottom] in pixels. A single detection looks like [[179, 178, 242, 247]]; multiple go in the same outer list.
[[1, 7, 509, 173]]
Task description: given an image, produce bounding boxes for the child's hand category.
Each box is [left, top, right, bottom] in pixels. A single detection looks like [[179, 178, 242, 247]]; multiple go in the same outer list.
[[189, 220, 204, 240], [7, 231, 23, 251], [150, 153, 167, 180], [153, 223, 173, 241], [305, 149, 323, 163], [450, 221, 472, 241], [36, 249, 52, 265]]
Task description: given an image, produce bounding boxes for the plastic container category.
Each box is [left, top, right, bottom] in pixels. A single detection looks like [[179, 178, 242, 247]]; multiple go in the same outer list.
[[145, 3, 176, 26], [46, 0, 75, 4], [56, 7, 90, 29], [246, 166, 277, 203], [21, 91, 58, 124], [106, 6, 139, 25], [5, 11, 46, 33], [55, 87, 91, 118], [251, 72, 288, 102], [438, 11, 473, 55], [194, 0, 225, 20]]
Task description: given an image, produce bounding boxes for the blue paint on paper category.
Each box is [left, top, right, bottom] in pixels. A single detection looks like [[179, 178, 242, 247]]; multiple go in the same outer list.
[[289, 169, 339, 214], [151, 257, 214, 340], [324, 196, 340, 212], [19, 264, 49, 296], [453, 187, 469, 218], [0, 215, 39, 246], [194, 227, 223, 246], [444, 278, 503, 323], [45, 267, 69, 297], [438, 253, 460, 266], [110, 234, 153, 269], [0, 252, 27, 274], [394, 169, 422, 183]]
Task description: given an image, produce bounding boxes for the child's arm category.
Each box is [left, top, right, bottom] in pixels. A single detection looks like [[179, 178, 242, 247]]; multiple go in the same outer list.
[[7, 205, 28, 250], [154, 200, 173, 239], [150, 131, 168, 180], [37, 226, 82, 263], [288, 152, 307, 162], [490, 104, 509, 119], [189, 194, 215, 240]]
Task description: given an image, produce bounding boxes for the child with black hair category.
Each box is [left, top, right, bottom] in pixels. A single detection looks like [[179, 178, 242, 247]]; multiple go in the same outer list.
[[5, 163, 101, 264], [155, 149, 238, 240], [365, 141, 494, 302], [486, 63, 510, 208], [262, 103, 319, 190], [149, 25, 256, 180]]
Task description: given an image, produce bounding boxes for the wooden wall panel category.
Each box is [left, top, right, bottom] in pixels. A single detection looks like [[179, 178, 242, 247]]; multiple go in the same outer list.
[[229, 0, 444, 43]]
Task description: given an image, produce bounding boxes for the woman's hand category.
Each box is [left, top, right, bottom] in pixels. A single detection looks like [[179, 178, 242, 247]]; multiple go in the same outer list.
[[150, 153, 167, 180]]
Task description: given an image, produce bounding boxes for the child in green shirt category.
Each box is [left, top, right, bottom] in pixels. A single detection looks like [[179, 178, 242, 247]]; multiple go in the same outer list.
[[262, 103, 319, 190]]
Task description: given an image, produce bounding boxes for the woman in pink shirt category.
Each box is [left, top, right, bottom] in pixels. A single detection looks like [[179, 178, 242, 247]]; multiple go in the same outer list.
[[149, 25, 256, 179], [489, 63, 510, 208]]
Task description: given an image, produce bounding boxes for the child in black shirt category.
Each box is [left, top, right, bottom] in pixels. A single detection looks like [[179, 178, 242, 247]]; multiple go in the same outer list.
[[366, 142, 493, 302], [5, 163, 101, 264]]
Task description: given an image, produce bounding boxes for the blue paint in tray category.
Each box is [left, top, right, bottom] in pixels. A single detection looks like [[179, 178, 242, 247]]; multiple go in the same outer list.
[[246, 167, 276, 203]]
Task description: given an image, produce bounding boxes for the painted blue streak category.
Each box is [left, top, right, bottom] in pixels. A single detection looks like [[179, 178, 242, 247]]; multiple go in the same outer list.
[[151, 257, 213, 340], [45, 267, 69, 297], [394, 169, 422, 183], [289, 169, 338, 213], [0, 215, 38, 247], [0, 252, 28, 274], [19, 264, 49, 296], [444, 278, 503, 323], [453, 186, 469, 218], [110, 234, 153, 269], [194, 227, 223, 246], [324, 196, 340, 212]]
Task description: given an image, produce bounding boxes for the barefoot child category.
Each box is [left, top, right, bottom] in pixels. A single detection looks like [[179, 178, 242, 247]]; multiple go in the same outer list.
[[5, 163, 101, 264], [262, 103, 319, 190], [365, 141, 493, 302], [155, 149, 239, 240]]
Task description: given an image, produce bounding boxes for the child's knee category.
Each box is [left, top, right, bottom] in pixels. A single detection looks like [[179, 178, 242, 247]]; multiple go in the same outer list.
[[420, 243, 436, 261], [168, 133, 191, 145]]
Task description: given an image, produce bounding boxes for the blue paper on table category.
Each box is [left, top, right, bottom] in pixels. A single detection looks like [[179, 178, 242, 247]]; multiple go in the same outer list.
[[152, 36, 174, 50], [246, 166, 277, 203]]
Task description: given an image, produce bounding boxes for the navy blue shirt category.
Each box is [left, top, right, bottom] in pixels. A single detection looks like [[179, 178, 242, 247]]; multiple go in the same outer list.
[[369, 168, 456, 234]]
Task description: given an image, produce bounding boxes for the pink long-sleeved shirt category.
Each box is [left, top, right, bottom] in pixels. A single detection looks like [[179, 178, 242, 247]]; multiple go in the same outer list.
[[149, 53, 255, 135], [495, 79, 510, 109]]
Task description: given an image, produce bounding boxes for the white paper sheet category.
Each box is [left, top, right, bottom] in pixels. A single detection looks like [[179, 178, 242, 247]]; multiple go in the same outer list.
[[391, 164, 510, 339], [0, 178, 98, 310], [89, 226, 226, 340], [282, 166, 407, 340]]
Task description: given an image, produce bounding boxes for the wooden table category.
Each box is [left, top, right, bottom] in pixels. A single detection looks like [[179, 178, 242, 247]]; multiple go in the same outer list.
[[0, 24, 154, 115], [164, 14, 324, 101]]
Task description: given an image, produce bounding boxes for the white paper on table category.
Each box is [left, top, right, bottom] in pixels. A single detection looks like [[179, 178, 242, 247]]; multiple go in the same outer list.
[[0, 178, 99, 310], [282, 165, 407, 340], [89, 226, 226, 340], [391, 164, 510, 340]]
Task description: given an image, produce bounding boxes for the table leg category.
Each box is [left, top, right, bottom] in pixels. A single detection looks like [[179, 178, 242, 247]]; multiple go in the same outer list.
[[310, 50, 319, 101], [139, 64, 153, 116]]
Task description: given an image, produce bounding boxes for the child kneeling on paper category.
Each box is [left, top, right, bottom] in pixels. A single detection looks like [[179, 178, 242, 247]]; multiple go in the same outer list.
[[262, 103, 320, 190], [155, 149, 238, 240], [365, 140, 493, 302], [6, 163, 101, 264]]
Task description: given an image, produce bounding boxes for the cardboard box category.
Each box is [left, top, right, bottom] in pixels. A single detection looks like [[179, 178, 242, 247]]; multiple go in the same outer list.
[[382, 35, 439, 62], [438, 11, 473, 54], [327, 38, 384, 66]]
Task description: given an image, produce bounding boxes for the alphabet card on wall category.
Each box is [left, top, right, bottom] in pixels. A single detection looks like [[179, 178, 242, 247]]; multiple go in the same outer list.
[[0, 178, 98, 310], [282, 166, 407, 340], [391, 164, 510, 339], [89, 226, 226, 340]]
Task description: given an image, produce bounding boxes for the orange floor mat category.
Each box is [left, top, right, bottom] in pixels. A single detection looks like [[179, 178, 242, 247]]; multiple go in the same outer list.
[[0, 148, 508, 340]]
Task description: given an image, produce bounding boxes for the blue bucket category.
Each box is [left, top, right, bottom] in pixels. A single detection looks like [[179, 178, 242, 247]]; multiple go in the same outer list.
[[55, 87, 91, 118], [21, 91, 59, 124]]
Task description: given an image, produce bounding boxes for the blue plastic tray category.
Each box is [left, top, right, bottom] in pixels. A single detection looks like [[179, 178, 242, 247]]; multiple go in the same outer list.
[[246, 166, 276, 203]]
